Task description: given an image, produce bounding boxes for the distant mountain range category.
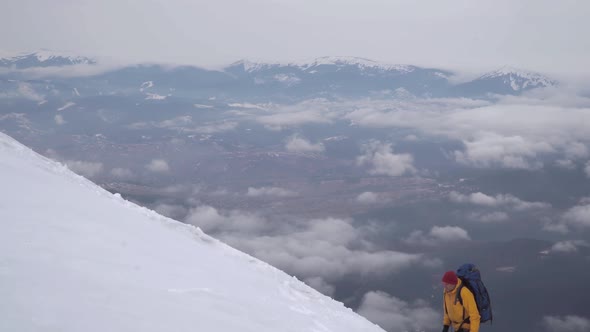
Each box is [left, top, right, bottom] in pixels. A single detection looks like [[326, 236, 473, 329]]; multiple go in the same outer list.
[[0, 50, 96, 68], [0, 51, 557, 102]]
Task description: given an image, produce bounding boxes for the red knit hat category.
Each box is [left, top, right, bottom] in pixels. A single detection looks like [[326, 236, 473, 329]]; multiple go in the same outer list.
[[442, 271, 458, 284]]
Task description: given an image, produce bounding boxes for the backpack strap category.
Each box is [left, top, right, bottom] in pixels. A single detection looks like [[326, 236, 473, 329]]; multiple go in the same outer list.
[[455, 285, 470, 330], [454, 284, 464, 306]]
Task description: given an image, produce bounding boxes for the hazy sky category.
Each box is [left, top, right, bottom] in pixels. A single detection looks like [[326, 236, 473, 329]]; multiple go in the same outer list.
[[3, 0, 590, 72]]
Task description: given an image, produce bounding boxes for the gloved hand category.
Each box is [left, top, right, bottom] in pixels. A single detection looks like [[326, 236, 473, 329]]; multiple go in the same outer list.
[[442, 325, 450, 332]]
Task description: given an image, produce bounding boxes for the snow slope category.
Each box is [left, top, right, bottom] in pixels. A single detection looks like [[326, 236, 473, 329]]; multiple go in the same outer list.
[[0, 132, 384, 332]]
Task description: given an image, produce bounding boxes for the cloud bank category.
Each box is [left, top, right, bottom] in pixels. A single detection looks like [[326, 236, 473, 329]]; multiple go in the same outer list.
[[357, 291, 439, 332], [285, 136, 325, 153], [357, 141, 416, 177]]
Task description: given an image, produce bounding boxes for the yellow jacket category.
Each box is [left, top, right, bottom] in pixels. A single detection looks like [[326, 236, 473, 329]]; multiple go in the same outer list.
[[443, 279, 481, 332]]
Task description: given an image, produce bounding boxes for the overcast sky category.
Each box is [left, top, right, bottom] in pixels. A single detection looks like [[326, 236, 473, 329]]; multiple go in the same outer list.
[[3, 0, 589, 73]]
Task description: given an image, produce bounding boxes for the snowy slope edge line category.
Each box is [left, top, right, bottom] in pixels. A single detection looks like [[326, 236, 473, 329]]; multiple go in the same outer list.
[[0, 132, 384, 332]]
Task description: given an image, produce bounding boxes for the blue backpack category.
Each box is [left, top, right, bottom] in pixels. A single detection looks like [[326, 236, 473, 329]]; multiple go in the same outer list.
[[456, 263, 493, 324]]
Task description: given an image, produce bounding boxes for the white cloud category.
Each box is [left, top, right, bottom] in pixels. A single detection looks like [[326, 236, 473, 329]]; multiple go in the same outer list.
[[549, 240, 589, 254], [454, 133, 552, 169], [153, 203, 188, 220], [285, 136, 325, 153], [449, 191, 550, 211], [17, 83, 44, 101], [562, 204, 590, 228], [543, 315, 590, 332], [146, 159, 170, 173], [185, 205, 271, 234], [110, 167, 135, 179], [585, 161, 590, 178], [565, 142, 589, 159], [185, 206, 427, 282], [405, 226, 471, 246], [357, 291, 439, 332], [303, 277, 335, 297], [192, 121, 238, 134], [346, 98, 590, 170], [429, 226, 471, 241], [54, 114, 66, 125], [257, 110, 330, 130], [357, 141, 416, 177], [542, 217, 570, 234], [548, 201, 590, 233], [356, 192, 380, 204], [65, 160, 103, 178], [247, 186, 297, 197], [556, 159, 576, 170]]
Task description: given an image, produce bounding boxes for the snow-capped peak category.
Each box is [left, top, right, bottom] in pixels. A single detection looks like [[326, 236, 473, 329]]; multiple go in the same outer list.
[[228, 57, 415, 73], [481, 66, 545, 79], [296, 56, 415, 72], [0, 49, 96, 68], [229, 59, 275, 72], [479, 66, 556, 90]]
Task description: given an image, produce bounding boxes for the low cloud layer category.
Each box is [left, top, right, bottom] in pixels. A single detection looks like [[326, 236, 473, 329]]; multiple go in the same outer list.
[[247, 186, 297, 198], [185, 205, 271, 234], [449, 191, 551, 211], [17, 83, 44, 101], [129, 116, 238, 134], [357, 141, 416, 177], [254, 100, 336, 130], [562, 204, 590, 229], [54, 114, 66, 125], [110, 167, 135, 180], [454, 132, 551, 169], [65, 160, 103, 178], [357, 291, 439, 332], [185, 205, 436, 284], [549, 240, 589, 254], [341, 92, 590, 170], [405, 226, 471, 246], [467, 211, 510, 223], [285, 136, 325, 153], [543, 315, 590, 332], [163, 90, 590, 173], [356, 192, 381, 204], [146, 159, 170, 173]]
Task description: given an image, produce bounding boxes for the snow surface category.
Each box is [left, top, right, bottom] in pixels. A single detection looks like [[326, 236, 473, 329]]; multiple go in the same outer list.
[[0, 132, 384, 332]]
